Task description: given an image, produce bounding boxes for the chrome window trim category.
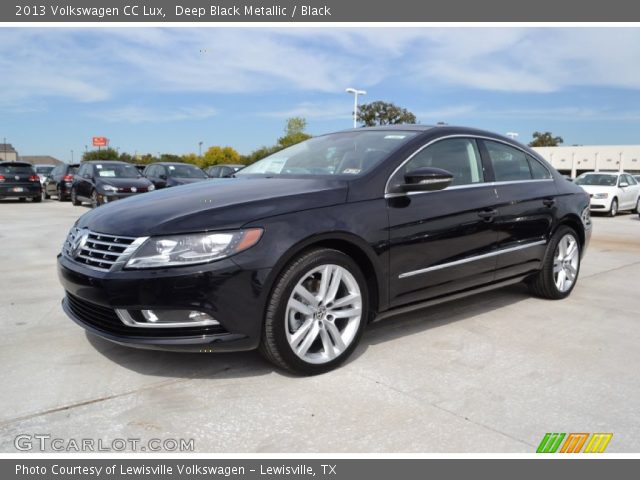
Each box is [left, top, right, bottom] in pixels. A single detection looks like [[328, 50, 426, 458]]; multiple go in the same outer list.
[[398, 239, 547, 279], [384, 134, 554, 197]]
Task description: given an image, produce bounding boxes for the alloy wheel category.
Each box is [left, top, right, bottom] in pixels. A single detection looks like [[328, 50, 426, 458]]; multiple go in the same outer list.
[[285, 264, 362, 364], [553, 234, 579, 293]]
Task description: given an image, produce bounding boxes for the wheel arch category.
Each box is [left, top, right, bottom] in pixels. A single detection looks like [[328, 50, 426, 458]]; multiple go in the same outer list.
[[262, 232, 385, 323], [553, 214, 586, 251]]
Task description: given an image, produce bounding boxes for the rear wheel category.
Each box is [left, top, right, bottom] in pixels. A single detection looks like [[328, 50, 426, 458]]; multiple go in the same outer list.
[[71, 187, 81, 206], [57, 186, 65, 202], [634, 197, 640, 214], [260, 248, 368, 375], [528, 226, 581, 300], [608, 198, 618, 217], [42, 187, 50, 200], [18, 198, 26, 202], [32, 194, 42, 203]]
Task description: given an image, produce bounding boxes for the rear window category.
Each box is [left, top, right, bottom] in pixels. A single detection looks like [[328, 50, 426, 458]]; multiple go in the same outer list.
[[68, 166, 79, 175], [0, 165, 35, 175], [35, 166, 54, 174]]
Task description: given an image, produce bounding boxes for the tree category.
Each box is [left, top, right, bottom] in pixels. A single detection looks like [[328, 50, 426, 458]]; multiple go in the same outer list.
[[181, 153, 200, 166], [357, 101, 417, 126], [200, 146, 241, 168], [82, 148, 119, 161], [529, 131, 564, 147], [277, 117, 312, 148]]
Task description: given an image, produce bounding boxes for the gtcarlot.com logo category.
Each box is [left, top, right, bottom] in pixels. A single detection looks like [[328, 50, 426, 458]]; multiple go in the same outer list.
[[14, 434, 195, 452], [536, 433, 613, 453]]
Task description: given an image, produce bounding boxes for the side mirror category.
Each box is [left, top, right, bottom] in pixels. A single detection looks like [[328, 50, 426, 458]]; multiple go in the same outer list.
[[399, 167, 454, 192], [620, 182, 629, 188]]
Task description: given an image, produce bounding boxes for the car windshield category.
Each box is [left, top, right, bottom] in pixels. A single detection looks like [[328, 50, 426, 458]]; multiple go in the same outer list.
[[236, 131, 419, 177], [0, 165, 34, 175], [575, 174, 618, 186], [95, 164, 141, 178], [36, 166, 54, 174], [167, 164, 206, 178]]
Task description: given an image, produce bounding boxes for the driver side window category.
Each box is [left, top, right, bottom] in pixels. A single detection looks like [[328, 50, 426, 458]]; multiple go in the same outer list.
[[403, 138, 484, 187]]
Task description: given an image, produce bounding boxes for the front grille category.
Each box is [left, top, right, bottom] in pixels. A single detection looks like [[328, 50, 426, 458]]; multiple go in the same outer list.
[[65, 293, 228, 338], [63, 227, 137, 271]]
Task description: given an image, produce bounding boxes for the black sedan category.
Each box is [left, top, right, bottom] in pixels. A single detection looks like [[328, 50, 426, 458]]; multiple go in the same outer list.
[[58, 126, 591, 375], [0, 162, 42, 202], [71, 161, 155, 208], [143, 162, 208, 189]]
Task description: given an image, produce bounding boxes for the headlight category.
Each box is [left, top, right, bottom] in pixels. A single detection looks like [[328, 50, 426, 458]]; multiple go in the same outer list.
[[148, 184, 155, 191], [592, 193, 608, 199], [125, 228, 263, 269], [102, 184, 118, 192]]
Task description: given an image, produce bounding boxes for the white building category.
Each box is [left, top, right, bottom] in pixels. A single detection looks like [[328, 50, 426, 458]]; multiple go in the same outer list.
[[0, 143, 19, 162], [533, 145, 640, 178]]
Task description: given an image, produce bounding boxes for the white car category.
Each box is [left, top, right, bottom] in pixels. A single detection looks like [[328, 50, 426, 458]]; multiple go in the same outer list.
[[575, 171, 640, 216]]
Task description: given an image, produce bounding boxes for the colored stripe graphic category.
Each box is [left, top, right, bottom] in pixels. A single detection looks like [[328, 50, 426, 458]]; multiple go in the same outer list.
[[584, 433, 613, 453], [537, 433, 566, 453], [560, 433, 589, 453]]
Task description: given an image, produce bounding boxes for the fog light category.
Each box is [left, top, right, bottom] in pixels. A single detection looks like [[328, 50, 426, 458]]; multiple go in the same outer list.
[[117, 309, 220, 328]]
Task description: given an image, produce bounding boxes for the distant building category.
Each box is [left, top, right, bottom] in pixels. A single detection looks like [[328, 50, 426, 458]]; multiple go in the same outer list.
[[533, 145, 640, 178], [0, 143, 19, 162], [20, 155, 64, 166]]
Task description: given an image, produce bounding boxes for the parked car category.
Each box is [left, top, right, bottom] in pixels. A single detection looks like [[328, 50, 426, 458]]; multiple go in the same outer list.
[[144, 162, 208, 189], [205, 164, 244, 178], [574, 171, 640, 216], [42, 163, 80, 201], [34, 164, 55, 186], [70, 160, 155, 208], [58, 126, 591, 375], [0, 162, 42, 202], [133, 164, 146, 173]]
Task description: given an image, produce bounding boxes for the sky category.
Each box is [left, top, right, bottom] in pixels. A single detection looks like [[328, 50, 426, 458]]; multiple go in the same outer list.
[[2, 27, 640, 162]]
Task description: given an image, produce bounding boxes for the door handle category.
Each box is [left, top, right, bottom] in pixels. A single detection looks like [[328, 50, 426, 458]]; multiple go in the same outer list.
[[477, 208, 498, 221], [543, 198, 556, 207]]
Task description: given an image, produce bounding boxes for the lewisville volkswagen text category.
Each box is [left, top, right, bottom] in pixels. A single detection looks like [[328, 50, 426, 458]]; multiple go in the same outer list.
[[58, 126, 591, 374]]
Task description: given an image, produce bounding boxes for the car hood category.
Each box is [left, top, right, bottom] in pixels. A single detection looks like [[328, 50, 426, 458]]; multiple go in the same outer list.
[[77, 177, 349, 237], [577, 185, 616, 195], [168, 177, 208, 186], [99, 177, 152, 188]]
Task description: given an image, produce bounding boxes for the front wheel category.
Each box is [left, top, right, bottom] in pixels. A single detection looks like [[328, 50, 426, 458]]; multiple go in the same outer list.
[[260, 248, 368, 375], [90, 190, 99, 209], [608, 198, 618, 217], [528, 226, 581, 300], [634, 197, 640, 214]]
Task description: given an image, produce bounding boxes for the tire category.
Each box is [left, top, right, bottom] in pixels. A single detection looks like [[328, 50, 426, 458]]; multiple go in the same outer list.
[[90, 190, 99, 208], [634, 197, 640, 214], [43, 187, 50, 200], [528, 226, 581, 300], [260, 248, 369, 375], [18, 198, 26, 202], [71, 188, 81, 206], [32, 194, 42, 203], [57, 186, 65, 202], [608, 198, 618, 217]]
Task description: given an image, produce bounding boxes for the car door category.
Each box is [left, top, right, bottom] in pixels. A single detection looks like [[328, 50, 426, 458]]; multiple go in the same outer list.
[[387, 137, 501, 307], [78, 164, 94, 199], [479, 139, 557, 280], [46, 165, 60, 195], [620, 174, 637, 209], [625, 174, 640, 208]]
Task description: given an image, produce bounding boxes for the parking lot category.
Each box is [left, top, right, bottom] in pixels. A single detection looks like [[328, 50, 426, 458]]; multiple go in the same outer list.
[[0, 199, 639, 453]]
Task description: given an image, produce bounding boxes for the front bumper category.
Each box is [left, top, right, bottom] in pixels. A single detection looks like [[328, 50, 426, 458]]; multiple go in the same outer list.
[[98, 191, 147, 204], [589, 197, 610, 210], [57, 254, 270, 352]]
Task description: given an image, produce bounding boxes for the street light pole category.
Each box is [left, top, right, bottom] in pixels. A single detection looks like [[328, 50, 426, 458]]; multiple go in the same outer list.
[[345, 87, 366, 128], [71, 150, 74, 163], [199, 141, 203, 157]]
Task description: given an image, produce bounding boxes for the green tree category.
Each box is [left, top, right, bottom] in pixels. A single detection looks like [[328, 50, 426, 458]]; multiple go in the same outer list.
[[277, 116, 312, 148], [529, 131, 564, 147], [201, 146, 242, 168], [82, 148, 120, 161], [181, 153, 201, 165], [357, 101, 417, 126], [242, 145, 282, 165]]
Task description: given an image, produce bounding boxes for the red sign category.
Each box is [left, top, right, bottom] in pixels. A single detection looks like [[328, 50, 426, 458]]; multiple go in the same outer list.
[[92, 137, 109, 147]]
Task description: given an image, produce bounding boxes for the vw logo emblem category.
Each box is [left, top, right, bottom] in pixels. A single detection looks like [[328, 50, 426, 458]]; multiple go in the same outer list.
[[71, 231, 89, 259], [131, 187, 137, 193], [15, 176, 19, 180]]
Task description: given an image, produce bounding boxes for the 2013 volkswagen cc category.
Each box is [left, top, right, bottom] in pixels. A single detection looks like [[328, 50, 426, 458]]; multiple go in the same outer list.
[[58, 126, 591, 375]]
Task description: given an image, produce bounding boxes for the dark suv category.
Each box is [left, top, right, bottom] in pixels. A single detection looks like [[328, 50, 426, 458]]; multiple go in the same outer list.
[[71, 161, 155, 208], [0, 162, 42, 202], [43, 163, 80, 201], [144, 162, 208, 189]]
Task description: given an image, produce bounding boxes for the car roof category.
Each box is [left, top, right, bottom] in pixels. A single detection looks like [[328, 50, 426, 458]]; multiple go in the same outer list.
[[152, 162, 201, 166], [0, 162, 34, 167], [83, 160, 128, 165], [211, 164, 244, 168]]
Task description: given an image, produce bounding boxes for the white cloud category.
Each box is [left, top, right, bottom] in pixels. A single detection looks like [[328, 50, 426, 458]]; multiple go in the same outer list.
[[258, 101, 352, 120], [94, 105, 217, 124]]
